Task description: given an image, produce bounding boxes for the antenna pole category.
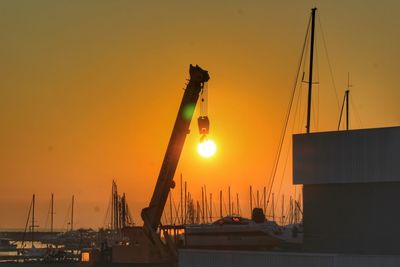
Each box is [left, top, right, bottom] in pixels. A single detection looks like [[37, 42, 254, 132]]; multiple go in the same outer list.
[[306, 7, 317, 134]]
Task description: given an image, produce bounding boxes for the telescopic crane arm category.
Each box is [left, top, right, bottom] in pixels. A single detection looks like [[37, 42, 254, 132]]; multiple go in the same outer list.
[[141, 65, 209, 232]]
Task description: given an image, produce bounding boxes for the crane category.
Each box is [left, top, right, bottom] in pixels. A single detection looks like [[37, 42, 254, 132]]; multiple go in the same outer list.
[[140, 64, 210, 261], [141, 64, 209, 231], [80, 65, 210, 265]]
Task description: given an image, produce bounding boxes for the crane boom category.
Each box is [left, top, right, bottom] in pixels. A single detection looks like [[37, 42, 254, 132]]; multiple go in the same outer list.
[[141, 64, 209, 231]]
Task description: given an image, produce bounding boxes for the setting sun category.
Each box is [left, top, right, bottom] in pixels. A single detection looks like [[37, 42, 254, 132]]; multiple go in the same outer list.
[[197, 139, 217, 158]]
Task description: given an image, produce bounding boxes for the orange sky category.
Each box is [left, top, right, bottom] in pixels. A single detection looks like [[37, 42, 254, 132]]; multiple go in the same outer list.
[[1, 1, 399, 229]]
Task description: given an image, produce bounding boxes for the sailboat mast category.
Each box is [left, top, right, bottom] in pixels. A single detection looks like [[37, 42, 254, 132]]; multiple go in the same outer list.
[[306, 7, 317, 134], [346, 90, 349, 130], [32, 194, 35, 246], [228, 186, 231, 216], [71, 195, 74, 231], [51, 193, 54, 233], [180, 174, 183, 224], [210, 193, 213, 222], [110, 182, 113, 229], [219, 190, 222, 219], [263, 186, 267, 215], [272, 192, 275, 221], [184, 181, 187, 224], [249, 186, 252, 215], [236, 193, 239, 215]]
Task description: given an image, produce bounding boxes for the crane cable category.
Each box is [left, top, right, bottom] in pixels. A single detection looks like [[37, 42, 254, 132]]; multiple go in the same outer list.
[[200, 82, 208, 117]]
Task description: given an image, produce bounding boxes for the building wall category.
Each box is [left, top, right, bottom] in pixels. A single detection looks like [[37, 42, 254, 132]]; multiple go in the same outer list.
[[303, 182, 400, 254], [179, 249, 400, 267], [292, 126, 400, 254], [293, 126, 400, 185]]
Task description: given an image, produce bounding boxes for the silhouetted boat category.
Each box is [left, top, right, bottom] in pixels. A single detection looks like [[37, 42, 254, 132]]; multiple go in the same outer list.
[[0, 238, 17, 251], [185, 213, 283, 250]]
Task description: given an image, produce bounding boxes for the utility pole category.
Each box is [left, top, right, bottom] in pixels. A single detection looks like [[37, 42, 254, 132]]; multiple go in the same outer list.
[[306, 7, 317, 134]]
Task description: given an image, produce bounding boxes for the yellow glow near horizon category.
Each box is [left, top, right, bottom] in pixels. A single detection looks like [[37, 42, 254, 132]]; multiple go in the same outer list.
[[197, 139, 217, 158]]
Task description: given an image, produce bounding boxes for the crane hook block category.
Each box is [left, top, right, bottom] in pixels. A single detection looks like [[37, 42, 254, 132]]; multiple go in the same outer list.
[[198, 116, 210, 135]]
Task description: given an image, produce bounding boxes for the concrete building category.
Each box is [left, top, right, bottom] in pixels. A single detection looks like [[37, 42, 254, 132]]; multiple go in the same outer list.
[[179, 126, 400, 267], [293, 126, 400, 254]]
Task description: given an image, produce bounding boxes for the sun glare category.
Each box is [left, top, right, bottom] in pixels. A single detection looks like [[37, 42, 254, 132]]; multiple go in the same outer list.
[[197, 139, 217, 158]]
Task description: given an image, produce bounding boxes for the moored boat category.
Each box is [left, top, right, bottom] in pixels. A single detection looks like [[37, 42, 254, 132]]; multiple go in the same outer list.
[[185, 210, 283, 250], [0, 238, 17, 252]]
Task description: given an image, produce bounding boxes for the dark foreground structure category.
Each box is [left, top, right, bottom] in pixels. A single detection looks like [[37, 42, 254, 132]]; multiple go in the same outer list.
[[178, 126, 400, 267], [179, 249, 400, 267], [293, 126, 400, 254]]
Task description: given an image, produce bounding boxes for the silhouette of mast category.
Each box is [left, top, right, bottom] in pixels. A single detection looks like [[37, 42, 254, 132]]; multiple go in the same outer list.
[[306, 8, 317, 133], [337, 73, 352, 131], [51, 193, 54, 233], [71, 195, 74, 231], [31, 194, 35, 246]]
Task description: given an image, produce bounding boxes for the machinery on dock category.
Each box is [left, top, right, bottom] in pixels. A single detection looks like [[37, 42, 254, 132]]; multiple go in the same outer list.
[[81, 65, 210, 266]]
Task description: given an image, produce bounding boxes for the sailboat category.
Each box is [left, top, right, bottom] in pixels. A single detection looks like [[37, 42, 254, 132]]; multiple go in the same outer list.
[[0, 238, 17, 252], [19, 194, 47, 257]]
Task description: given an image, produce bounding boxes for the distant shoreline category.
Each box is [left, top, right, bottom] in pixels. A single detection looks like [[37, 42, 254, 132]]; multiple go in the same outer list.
[[0, 228, 65, 232]]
